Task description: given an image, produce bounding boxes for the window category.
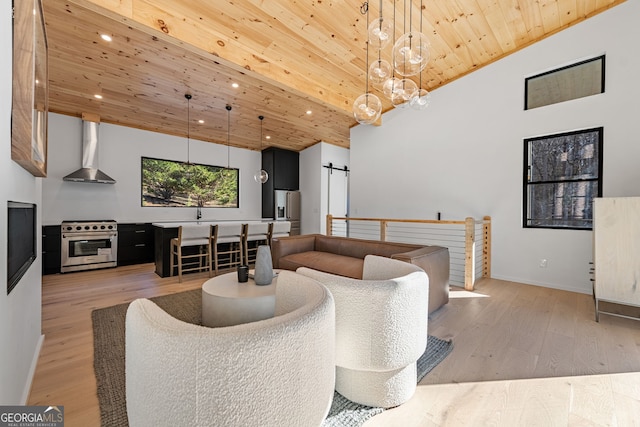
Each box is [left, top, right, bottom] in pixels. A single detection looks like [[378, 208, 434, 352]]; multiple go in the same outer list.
[[524, 127, 603, 229], [525, 55, 605, 110], [141, 157, 239, 208]]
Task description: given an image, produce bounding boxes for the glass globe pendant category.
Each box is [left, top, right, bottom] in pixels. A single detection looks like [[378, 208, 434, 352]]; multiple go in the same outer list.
[[382, 76, 402, 100], [392, 31, 431, 76], [353, 93, 382, 125], [254, 169, 268, 184], [369, 58, 392, 87], [410, 88, 431, 110], [390, 79, 418, 108], [368, 17, 392, 50], [254, 115, 269, 184]]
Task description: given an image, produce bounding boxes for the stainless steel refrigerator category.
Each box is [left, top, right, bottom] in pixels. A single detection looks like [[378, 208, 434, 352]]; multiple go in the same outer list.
[[274, 190, 300, 235]]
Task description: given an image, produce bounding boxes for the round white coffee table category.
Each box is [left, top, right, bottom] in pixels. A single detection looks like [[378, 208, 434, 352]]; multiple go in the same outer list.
[[201, 271, 277, 327]]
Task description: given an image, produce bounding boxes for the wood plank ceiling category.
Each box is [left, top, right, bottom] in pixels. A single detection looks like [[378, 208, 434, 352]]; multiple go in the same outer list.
[[42, 0, 625, 152]]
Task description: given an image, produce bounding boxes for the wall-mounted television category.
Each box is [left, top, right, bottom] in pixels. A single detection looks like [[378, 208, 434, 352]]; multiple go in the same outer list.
[[7, 201, 37, 295], [141, 157, 239, 208]]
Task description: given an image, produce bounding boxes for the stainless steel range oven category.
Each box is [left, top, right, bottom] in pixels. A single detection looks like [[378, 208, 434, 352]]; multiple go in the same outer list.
[[61, 220, 118, 273]]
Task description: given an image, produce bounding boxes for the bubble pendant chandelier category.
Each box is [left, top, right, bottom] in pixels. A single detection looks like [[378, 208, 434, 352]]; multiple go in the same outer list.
[[354, 0, 431, 117], [254, 115, 269, 184], [352, 2, 382, 125]]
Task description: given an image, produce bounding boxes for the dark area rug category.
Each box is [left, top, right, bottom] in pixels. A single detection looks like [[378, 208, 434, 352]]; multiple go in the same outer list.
[[92, 289, 453, 427]]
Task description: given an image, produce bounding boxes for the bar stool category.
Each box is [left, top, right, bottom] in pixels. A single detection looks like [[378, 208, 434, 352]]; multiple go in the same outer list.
[[170, 225, 211, 283], [242, 223, 270, 266], [268, 221, 292, 245], [210, 224, 243, 275]]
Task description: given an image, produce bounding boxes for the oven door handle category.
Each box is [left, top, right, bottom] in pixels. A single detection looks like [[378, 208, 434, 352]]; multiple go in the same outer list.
[[62, 232, 118, 240]]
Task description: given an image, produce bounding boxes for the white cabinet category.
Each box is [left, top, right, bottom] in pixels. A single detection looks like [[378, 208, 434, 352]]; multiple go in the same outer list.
[[593, 197, 640, 321]]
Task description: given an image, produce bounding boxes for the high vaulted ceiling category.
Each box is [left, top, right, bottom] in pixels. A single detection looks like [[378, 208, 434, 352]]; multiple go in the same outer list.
[[42, 0, 624, 152]]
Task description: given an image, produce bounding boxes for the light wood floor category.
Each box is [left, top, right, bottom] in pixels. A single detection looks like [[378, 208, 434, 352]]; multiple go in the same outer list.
[[28, 264, 640, 426], [366, 279, 640, 426]]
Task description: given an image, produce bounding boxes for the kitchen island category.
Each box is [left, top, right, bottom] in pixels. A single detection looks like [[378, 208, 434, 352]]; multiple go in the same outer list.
[[152, 220, 286, 278]]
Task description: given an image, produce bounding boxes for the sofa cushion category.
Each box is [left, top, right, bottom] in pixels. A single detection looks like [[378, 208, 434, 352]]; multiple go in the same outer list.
[[315, 235, 425, 260], [279, 251, 364, 279]]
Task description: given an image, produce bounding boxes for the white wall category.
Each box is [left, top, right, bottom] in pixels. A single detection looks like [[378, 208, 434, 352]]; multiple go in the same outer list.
[[1, 0, 44, 404], [300, 142, 350, 234], [42, 113, 263, 224], [300, 143, 322, 234], [350, 1, 640, 294]]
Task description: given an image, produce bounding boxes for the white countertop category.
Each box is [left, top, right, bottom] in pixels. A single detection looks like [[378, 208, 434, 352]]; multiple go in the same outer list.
[[151, 219, 286, 228]]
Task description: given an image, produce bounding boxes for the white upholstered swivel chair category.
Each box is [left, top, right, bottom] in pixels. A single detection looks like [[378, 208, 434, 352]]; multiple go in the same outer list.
[[125, 271, 336, 427], [297, 255, 429, 408]]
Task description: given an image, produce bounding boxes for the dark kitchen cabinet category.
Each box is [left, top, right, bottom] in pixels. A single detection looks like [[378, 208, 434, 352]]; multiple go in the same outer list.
[[261, 147, 299, 218], [118, 223, 155, 266], [154, 225, 179, 277], [272, 149, 299, 190], [42, 225, 61, 275]]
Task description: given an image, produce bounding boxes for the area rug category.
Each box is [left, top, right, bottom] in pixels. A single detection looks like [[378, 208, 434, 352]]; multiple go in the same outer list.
[[92, 289, 453, 427]]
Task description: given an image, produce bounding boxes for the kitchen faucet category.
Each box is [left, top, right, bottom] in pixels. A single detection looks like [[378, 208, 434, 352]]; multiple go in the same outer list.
[[196, 206, 202, 220]]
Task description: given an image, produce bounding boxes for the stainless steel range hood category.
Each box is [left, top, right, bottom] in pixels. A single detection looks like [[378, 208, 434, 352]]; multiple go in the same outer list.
[[63, 119, 116, 184]]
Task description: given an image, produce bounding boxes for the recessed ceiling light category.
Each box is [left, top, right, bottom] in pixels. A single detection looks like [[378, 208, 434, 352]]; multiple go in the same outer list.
[[100, 34, 112, 42], [198, 119, 205, 124], [306, 110, 312, 115], [232, 83, 239, 88], [94, 94, 103, 99], [266, 135, 271, 140]]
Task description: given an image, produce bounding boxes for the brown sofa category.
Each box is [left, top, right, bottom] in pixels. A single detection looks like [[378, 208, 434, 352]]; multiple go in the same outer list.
[[271, 234, 449, 314]]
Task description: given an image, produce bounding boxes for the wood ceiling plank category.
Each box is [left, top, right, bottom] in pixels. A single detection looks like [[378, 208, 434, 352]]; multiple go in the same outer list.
[[427, 0, 487, 71], [258, 1, 361, 65], [515, 0, 546, 40], [558, 0, 578, 27], [466, 0, 516, 56], [537, 0, 561, 34], [461, 0, 506, 60], [497, 0, 531, 45], [576, 0, 596, 18], [595, 0, 613, 10], [99, 0, 133, 18]]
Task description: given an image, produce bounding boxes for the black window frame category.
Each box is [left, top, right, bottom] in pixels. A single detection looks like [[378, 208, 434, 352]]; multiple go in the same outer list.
[[523, 127, 603, 230]]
